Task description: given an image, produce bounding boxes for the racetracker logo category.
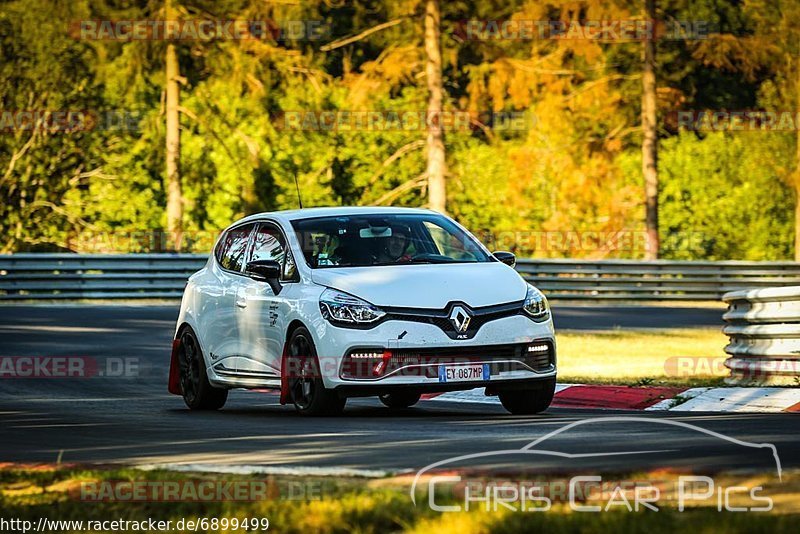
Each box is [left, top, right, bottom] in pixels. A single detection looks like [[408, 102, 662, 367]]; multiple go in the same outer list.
[[456, 19, 711, 41], [272, 110, 534, 132], [0, 356, 139, 378], [0, 110, 143, 133], [672, 110, 800, 131], [77, 479, 321, 502], [70, 19, 330, 41]]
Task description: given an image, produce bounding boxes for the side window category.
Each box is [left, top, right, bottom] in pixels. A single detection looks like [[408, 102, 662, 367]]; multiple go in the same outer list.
[[251, 225, 285, 264], [218, 224, 254, 272], [283, 249, 298, 280], [302, 231, 339, 267], [250, 223, 298, 281], [214, 232, 231, 265]]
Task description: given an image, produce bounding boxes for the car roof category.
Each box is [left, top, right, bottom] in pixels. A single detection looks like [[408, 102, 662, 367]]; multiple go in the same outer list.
[[236, 206, 439, 226]]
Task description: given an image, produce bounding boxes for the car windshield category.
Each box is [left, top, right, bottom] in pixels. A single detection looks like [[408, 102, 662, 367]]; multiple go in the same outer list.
[[290, 213, 492, 268]]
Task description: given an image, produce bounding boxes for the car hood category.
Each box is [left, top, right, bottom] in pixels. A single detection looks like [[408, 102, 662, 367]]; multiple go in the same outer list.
[[311, 262, 528, 308]]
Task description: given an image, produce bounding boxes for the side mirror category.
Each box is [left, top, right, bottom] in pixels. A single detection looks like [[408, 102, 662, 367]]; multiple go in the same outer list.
[[245, 260, 282, 294], [493, 251, 516, 268]]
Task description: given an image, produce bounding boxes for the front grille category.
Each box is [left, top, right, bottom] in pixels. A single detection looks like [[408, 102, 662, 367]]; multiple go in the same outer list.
[[384, 301, 523, 339], [341, 341, 554, 379]]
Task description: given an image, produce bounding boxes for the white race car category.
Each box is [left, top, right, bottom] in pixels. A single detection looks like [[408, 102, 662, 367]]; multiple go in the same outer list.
[[168, 207, 556, 415]]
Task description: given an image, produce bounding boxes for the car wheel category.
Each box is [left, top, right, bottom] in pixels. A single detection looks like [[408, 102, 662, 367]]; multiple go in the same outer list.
[[379, 392, 421, 409], [498, 377, 556, 415], [286, 327, 345, 416], [178, 328, 228, 410]]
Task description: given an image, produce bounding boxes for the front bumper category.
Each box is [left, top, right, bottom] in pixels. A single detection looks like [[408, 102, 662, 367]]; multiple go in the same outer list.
[[310, 313, 557, 390], [333, 375, 556, 398]]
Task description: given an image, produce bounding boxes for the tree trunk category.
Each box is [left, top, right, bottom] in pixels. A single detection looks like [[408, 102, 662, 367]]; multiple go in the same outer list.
[[165, 1, 182, 251], [642, 0, 659, 260], [424, 0, 447, 214], [795, 55, 800, 261], [795, 183, 800, 261]]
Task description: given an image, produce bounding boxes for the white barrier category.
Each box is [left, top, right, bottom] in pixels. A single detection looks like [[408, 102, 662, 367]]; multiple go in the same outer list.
[[722, 286, 800, 385]]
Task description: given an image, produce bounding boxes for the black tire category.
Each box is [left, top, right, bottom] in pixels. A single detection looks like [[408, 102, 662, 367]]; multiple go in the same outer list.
[[177, 328, 228, 410], [498, 378, 556, 415], [286, 327, 346, 416], [379, 392, 421, 409]]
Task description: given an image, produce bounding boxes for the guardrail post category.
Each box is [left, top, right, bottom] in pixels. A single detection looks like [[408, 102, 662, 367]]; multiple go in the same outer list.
[[722, 286, 800, 385]]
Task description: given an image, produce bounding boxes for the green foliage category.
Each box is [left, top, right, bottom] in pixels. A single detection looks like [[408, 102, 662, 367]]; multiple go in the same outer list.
[[0, 0, 798, 258], [619, 132, 794, 260]]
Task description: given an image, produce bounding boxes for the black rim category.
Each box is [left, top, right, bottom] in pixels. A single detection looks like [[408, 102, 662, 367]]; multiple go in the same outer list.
[[288, 334, 316, 410], [178, 331, 201, 405]]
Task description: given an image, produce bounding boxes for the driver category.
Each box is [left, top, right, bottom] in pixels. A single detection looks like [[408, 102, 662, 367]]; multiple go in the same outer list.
[[375, 226, 412, 263]]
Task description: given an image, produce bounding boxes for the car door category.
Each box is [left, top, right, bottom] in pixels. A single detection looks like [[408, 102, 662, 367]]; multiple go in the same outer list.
[[234, 221, 299, 379], [200, 223, 255, 375]]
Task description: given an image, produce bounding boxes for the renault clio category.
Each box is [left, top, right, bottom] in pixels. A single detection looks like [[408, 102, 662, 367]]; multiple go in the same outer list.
[[168, 207, 556, 416]]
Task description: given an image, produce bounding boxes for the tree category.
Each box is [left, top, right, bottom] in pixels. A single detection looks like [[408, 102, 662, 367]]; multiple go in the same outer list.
[[460, 0, 647, 258], [0, 0, 106, 252], [644, 131, 793, 260], [743, 0, 800, 260], [424, 0, 446, 213], [690, 0, 799, 259], [3, 0, 798, 262], [642, 0, 659, 259], [165, 0, 183, 248]]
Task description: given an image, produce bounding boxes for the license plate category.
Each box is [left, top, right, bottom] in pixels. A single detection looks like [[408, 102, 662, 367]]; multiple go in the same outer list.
[[438, 363, 490, 383]]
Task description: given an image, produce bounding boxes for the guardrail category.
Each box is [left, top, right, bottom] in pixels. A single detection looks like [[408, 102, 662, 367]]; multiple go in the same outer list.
[[1, 254, 800, 301], [722, 286, 800, 385], [0, 254, 205, 300], [516, 259, 800, 300]]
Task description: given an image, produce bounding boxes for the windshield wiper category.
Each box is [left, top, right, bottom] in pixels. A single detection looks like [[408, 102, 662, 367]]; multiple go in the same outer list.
[[408, 255, 455, 264]]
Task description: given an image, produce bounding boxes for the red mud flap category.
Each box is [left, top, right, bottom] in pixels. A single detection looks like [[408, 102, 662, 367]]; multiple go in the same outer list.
[[168, 339, 181, 395]]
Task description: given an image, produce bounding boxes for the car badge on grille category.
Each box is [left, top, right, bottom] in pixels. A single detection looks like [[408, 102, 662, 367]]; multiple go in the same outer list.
[[449, 305, 472, 333]]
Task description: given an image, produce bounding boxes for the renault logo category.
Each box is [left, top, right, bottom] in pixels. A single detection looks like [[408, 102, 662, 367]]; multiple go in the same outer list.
[[449, 305, 472, 333]]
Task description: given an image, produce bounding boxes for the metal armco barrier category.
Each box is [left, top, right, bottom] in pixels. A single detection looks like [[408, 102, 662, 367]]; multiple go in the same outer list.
[[2, 254, 800, 301], [516, 259, 800, 300], [0, 254, 206, 300], [722, 286, 800, 385]]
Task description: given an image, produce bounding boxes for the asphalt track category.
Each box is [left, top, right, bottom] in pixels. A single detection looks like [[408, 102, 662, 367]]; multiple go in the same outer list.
[[0, 304, 795, 478]]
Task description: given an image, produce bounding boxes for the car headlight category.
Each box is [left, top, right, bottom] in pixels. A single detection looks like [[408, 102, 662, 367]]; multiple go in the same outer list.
[[319, 288, 386, 326], [523, 284, 550, 322]]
